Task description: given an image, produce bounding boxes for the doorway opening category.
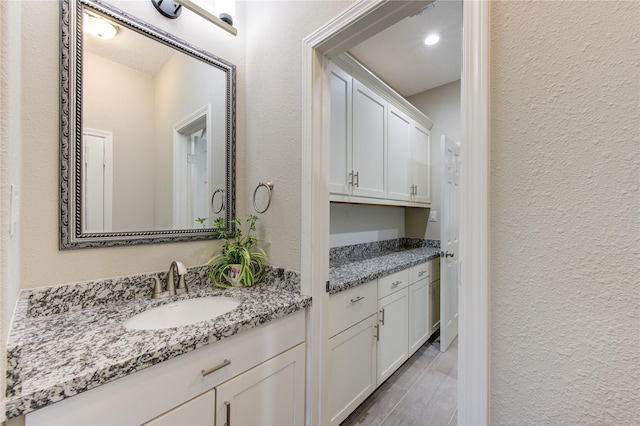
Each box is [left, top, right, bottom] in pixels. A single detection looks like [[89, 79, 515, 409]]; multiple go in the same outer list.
[[173, 104, 213, 229], [302, 1, 489, 424]]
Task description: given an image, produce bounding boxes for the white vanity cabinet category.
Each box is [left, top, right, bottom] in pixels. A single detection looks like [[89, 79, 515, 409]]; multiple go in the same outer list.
[[144, 390, 215, 425], [214, 343, 305, 426], [145, 344, 305, 426], [327, 280, 378, 426], [25, 310, 306, 426], [408, 262, 431, 356], [376, 270, 409, 384]]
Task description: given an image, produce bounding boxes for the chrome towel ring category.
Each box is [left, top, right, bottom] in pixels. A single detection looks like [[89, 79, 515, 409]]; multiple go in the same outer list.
[[253, 181, 274, 214], [211, 189, 225, 214]]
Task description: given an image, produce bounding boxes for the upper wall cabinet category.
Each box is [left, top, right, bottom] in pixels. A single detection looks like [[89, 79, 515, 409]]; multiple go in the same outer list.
[[410, 121, 431, 205], [330, 67, 386, 199], [330, 55, 433, 208]]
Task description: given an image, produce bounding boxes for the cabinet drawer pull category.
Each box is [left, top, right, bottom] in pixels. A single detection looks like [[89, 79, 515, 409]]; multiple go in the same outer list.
[[350, 296, 364, 304], [380, 308, 385, 325], [348, 171, 354, 186], [201, 359, 231, 377], [354, 171, 359, 187], [374, 324, 379, 342], [391, 280, 402, 287], [224, 401, 231, 426], [418, 270, 426, 277]]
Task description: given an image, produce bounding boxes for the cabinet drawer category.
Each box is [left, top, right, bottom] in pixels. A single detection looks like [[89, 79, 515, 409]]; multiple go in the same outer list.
[[377, 269, 409, 299], [409, 262, 430, 284], [431, 258, 440, 282], [328, 280, 377, 338]]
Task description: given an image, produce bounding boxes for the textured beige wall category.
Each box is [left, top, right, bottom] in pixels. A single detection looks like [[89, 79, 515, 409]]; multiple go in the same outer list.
[[244, 0, 355, 269], [490, 1, 639, 423], [14, 0, 246, 290], [84, 53, 156, 231]]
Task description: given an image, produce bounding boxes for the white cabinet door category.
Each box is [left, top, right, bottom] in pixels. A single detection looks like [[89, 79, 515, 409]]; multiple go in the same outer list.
[[329, 64, 352, 195], [327, 315, 378, 426], [352, 79, 386, 199], [430, 278, 441, 336], [144, 390, 214, 426], [387, 106, 412, 202], [215, 344, 305, 426], [411, 121, 431, 205], [408, 279, 431, 356], [377, 287, 408, 384]]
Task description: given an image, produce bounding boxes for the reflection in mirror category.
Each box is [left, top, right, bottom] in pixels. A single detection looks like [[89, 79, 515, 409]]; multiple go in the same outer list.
[[61, 0, 235, 248]]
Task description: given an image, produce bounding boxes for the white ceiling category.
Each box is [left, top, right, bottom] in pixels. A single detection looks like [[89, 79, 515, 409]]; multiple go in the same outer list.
[[348, 0, 462, 98], [85, 16, 174, 76]]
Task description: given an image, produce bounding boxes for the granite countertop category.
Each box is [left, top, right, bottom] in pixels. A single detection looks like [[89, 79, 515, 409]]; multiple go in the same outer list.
[[327, 239, 440, 294], [4, 266, 310, 419]]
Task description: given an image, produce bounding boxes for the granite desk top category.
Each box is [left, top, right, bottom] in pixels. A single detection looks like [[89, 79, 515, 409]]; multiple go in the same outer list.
[[327, 239, 440, 294], [4, 267, 310, 419]]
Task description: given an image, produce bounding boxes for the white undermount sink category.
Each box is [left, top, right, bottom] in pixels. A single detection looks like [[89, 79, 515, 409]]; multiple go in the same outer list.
[[124, 297, 241, 330]]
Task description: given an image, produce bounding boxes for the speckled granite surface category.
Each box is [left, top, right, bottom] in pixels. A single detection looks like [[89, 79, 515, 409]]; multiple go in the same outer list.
[[328, 239, 440, 294], [4, 265, 308, 419]]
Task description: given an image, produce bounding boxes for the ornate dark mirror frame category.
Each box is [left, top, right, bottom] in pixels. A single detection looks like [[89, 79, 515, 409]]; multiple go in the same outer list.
[[60, 0, 236, 249]]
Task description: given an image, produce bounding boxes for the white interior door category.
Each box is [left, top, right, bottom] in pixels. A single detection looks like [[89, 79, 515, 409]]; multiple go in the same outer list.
[[440, 135, 460, 352], [82, 128, 113, 233]]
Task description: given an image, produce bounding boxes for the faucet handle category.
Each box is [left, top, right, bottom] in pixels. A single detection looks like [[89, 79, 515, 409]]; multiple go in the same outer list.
[[150, 276, 164, 299], [174, 261, 189, 295]]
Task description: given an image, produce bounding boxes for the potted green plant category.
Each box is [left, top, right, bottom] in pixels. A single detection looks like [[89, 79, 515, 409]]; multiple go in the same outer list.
[[208, 214, 267, 288]]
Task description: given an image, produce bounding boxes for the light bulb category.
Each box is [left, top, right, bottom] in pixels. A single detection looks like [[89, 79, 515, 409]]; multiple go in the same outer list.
[[424, 33, 440, 46], [84, 13, 119, 40]]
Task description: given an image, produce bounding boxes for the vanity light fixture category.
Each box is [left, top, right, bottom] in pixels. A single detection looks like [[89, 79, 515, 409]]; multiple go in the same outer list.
[[424, 33, 441, 46], [151, 0, 237, 36], [83, 12, 119, 40]]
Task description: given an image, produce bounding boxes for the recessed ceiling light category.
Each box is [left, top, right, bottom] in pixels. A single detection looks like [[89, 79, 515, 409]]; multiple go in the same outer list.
[[83, 12, 119, 40], [424, 33, 441, 46]]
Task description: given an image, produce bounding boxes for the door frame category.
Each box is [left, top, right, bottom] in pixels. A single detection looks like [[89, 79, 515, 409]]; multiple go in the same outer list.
[[301, 0, 490, 424], [172, 104, 212, 228]]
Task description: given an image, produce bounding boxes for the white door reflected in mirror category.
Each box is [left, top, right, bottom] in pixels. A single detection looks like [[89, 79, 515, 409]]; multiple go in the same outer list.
[[82, 128, 113, 233]]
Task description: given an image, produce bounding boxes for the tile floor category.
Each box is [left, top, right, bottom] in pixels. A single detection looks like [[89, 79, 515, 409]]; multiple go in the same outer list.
[[341, 334, 458, 426]]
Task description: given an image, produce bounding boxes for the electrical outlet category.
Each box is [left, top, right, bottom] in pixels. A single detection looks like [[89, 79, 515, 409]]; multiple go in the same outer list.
[[429, 210, 437, 222]]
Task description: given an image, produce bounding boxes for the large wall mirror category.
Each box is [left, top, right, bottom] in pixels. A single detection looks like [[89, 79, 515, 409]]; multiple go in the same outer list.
[[60, 0, 235, 249]]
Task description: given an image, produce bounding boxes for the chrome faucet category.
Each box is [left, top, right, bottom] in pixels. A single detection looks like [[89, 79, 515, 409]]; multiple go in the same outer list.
[[152, 260, 188, 299]]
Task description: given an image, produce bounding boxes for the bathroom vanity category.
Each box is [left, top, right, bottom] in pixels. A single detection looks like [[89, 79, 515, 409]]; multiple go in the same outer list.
[[4, 266, 311, 425]]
